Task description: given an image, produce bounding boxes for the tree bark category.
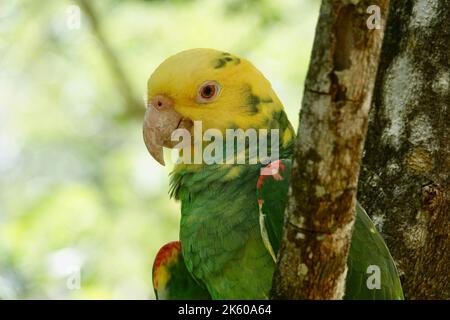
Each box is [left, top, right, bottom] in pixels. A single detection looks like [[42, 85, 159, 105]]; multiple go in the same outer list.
[[358, 0, 450, 300], [271, 0, 389, 299]]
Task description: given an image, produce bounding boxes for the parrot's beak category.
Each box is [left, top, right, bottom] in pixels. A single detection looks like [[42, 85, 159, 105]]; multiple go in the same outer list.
[[143, 95, 192, 166]]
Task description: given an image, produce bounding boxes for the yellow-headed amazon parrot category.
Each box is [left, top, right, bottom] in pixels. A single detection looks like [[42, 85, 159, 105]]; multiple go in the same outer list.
[[144, 48, 404, 300]]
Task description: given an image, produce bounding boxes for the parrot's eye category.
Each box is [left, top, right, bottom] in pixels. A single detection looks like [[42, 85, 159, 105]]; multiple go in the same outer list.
[[197, 81, 221, 104]]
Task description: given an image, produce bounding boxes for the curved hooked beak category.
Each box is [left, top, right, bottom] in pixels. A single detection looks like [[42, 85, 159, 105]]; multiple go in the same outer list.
[[143, 95, 192, 166]]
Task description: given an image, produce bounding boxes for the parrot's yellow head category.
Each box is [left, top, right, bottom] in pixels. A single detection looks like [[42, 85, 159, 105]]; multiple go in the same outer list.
[[144, 48, 294, 165]]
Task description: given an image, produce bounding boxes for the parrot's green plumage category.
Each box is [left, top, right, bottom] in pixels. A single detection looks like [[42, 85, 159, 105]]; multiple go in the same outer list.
[[146, 48, 404, 300]]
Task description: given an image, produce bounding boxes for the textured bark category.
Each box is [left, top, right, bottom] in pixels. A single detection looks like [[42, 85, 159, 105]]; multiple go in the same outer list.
[[271, 0, 389, 299], [358, 0, 450, 300]]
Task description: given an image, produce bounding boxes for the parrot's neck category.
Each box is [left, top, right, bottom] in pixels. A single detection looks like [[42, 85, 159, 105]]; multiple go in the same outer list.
[[171, 109, 295, 167], [170, 131, 294, 201]]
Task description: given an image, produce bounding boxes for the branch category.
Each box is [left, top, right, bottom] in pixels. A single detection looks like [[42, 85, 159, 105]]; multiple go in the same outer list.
[[271, 0, 389, 299], [75, 0, 143, 119]]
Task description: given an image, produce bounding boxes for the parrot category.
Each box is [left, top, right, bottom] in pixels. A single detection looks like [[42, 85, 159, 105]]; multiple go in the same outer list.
[[143, 48, 404, 300]]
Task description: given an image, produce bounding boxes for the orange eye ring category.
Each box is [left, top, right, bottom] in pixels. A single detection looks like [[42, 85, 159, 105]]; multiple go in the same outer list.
[[196, 81, 221, 104]]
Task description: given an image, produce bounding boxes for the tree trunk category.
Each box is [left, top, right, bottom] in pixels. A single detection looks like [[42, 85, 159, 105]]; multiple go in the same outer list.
[[271, 0, 389, 299], [358, 0, 450, 300]]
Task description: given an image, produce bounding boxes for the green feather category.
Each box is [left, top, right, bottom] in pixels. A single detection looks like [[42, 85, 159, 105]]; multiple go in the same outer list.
[[174, 164, 274, 299], [153, 242, 211, 300]]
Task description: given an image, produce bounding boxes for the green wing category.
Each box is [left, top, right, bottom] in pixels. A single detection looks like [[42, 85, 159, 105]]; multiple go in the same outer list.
[[256, 160, 291, 258], [345, 203, 404, 299], [256, 159, 404, 300], [152, 241, 211, 300]]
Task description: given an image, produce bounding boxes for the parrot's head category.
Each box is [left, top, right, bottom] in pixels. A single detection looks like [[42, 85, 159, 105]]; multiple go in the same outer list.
[[144, 48, 294, 165]]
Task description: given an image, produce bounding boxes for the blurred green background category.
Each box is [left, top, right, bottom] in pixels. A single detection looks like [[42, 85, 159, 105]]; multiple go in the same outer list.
[[0, 0, 319, 299]]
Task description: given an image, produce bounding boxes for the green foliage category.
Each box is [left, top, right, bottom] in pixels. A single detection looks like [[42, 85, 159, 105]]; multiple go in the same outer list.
[[0, 0, 319, 299]]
